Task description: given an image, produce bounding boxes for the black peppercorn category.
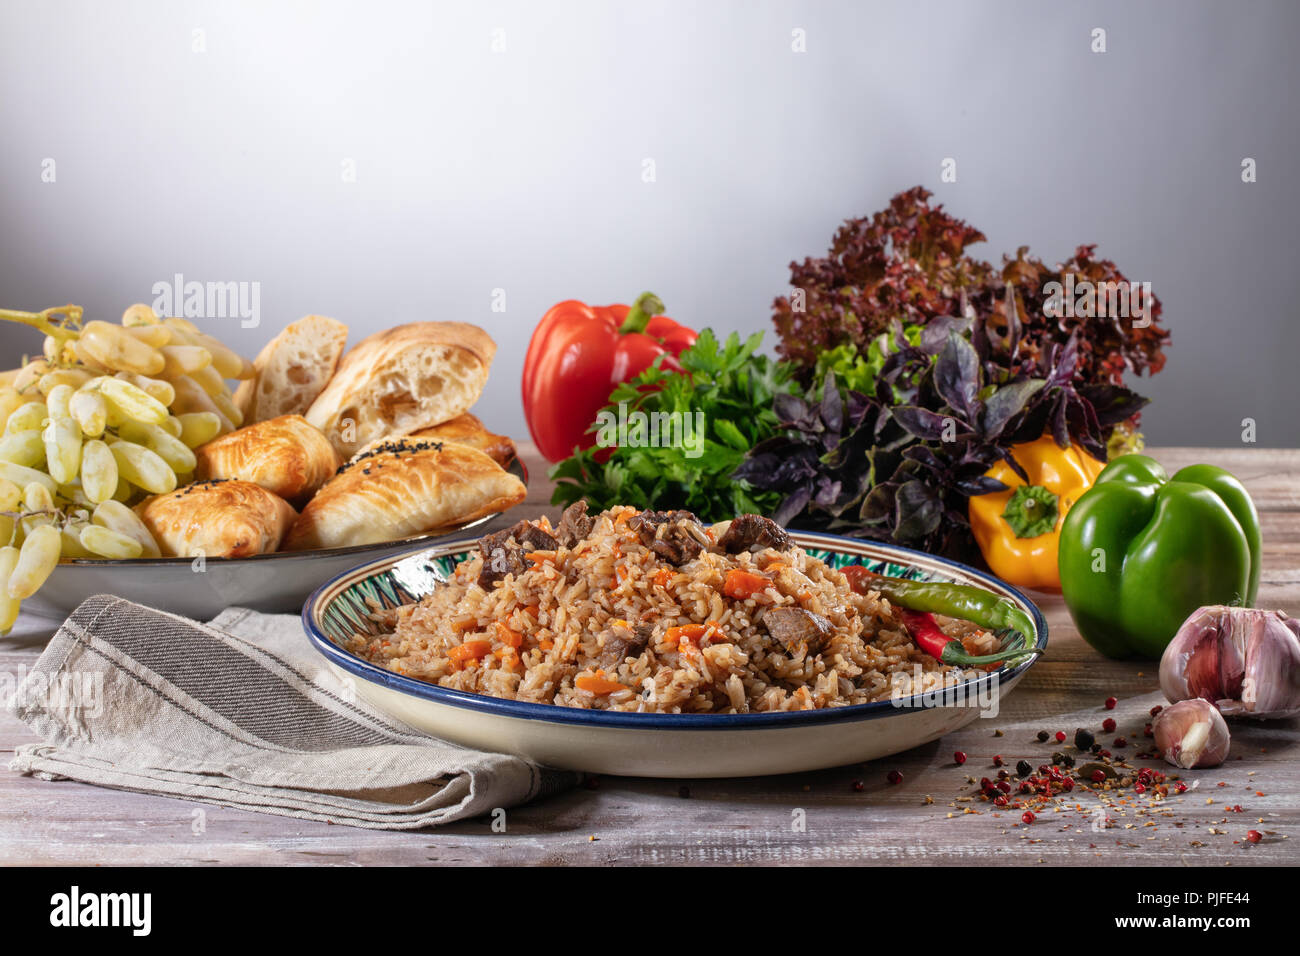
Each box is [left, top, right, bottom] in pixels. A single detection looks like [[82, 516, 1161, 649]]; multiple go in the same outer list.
[[1037, 731, 1050, 742], [1016, 759, 1032, 778], [1074, 728, 1096, 751]]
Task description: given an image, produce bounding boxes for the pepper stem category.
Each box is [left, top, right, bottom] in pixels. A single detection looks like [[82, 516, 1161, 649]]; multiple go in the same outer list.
[[941, 643, 1042, 667], [617, 292, 664, 335]]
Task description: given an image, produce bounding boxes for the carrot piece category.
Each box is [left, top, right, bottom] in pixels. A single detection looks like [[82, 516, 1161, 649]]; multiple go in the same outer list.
[[448, 640, 492, 665], [526, 550, 557, 567], [576, 672, 629, 695], [664, 624, 706, 646], [653, 568, 672, 589], [722, 568, 769, 600], [495, 621, 523, 648], [615, 565, 630, 582]]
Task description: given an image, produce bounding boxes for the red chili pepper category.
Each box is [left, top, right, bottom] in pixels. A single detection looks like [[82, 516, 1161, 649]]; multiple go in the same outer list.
[[895, 608, 1028, 668], [522, 292, 697, 462]]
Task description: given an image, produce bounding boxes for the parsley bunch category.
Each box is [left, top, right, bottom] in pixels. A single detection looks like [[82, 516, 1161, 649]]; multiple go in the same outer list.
[[549, 329, 797, 519]]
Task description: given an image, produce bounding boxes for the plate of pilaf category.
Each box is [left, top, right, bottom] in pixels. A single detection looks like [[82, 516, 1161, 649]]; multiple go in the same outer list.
[[303, 503, 1048, 777]]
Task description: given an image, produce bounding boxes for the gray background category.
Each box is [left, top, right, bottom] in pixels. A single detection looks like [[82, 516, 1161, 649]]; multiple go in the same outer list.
[[1, 0, 1296, 447]]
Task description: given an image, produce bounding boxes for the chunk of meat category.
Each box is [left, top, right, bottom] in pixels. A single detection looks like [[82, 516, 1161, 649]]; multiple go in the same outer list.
[[596, 622, 654, 669], [718, 514, 790, 554], [761, 606, 834, 655], [477, 520, 559, 588], [628, 509, 710, 565], [555, 500, 594, 548]]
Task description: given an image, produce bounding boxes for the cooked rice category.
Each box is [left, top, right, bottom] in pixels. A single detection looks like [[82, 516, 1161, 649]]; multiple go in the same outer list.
[[347, 506, 991, 714]]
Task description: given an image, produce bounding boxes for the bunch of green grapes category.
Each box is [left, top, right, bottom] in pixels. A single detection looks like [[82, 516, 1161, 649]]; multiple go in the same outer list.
[[0, 303, 254, 632]]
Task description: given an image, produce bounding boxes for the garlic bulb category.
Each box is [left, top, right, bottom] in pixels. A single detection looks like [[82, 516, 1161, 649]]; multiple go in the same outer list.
[[1159, 605, 1300, 719], [1153, 699, 1231, 769]]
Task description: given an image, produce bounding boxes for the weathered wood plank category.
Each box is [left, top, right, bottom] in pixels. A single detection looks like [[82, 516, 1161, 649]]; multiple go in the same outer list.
[[1, 444, 1297, 865]]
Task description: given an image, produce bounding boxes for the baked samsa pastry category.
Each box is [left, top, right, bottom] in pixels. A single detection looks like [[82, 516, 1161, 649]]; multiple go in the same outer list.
[[358, 413, 516, 468], [283, 438, 525, 550], [135, 479, 297, 558], [305, 323, 496, 458], [194, 414, 340, 502], [233, 315, 348, 423]]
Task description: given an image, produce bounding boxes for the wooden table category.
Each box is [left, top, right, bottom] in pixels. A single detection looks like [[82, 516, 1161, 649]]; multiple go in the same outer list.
[[2, 446, 1296, 865]]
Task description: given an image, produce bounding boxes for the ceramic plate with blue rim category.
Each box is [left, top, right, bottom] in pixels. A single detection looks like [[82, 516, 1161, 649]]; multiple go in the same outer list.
[[302, 531, 1047, 778], [24, 459, 528, 622]]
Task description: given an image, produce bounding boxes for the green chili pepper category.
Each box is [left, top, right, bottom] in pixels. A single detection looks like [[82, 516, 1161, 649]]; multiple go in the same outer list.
[[842, 565, 1041, 667]]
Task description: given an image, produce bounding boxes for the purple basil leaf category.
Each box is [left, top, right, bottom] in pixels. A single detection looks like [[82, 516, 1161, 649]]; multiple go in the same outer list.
[[997, 445, 1032, 483], [1047, 331, 1080, 388], [921, 315, 974, 354], [820, 371, 843, 434], [774, 392, 810, 426], [773, 485, 813, 526], [891, 405, 954, 440], [894, 480, 943, 541], [981, 378, 1045, 439], [934, 331, 981, 417], [955, 475, 1010, 496], [1003, 283, 1022, 360], [1078, 384, 1149, 428], [859, 482, 897, 522], [1051, 394, 1071, 447]]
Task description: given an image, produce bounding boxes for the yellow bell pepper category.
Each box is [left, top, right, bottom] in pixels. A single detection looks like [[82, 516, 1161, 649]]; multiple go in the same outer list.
[[968, 435, 1105, 591]]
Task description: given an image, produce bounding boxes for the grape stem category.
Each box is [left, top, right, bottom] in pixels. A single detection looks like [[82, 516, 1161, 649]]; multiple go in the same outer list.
[[0, 305, 84, 340]]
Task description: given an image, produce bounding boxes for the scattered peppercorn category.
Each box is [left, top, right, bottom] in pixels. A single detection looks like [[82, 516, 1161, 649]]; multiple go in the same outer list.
[[1016, 759, 1032, 777], [1091, 769, 1106, 783], [851, 780, 863, 793], [1150, 705, 1164, 717], [954, 751, 967, 765], [1075, 728, 1095, 751], [1246, 830, 1262, 844], [993, 755, 1004, 767], [1102, 717, 1117, 733], [1113, 737, 1128, 748], [1104, 696, 1118, 710], [887, 770, 903, 785], [1055, 731, 1067, 743], [1021, 811, 1036, 824], [1036, 731, 1049, 742]]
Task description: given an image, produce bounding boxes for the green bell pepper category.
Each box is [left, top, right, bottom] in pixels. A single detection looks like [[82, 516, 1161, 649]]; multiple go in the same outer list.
[[1058, 454, 1261, 660]]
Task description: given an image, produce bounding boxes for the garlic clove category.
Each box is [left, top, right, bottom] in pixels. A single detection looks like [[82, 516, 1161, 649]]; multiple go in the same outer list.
[[1153, 698, 1231, 769], [1159, 605, 1300, 719]]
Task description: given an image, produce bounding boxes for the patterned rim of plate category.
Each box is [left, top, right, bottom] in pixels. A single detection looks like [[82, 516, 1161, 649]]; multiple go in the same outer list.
[[302, 530, 1048, 730], [55, 456, 526, 566]]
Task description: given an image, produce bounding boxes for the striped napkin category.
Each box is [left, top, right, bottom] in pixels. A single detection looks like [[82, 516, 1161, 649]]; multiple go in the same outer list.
[[6, 595, 576, 829]]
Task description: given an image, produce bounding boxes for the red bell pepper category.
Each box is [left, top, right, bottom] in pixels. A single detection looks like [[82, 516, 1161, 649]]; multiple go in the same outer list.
[[522, 292, 697, 462]]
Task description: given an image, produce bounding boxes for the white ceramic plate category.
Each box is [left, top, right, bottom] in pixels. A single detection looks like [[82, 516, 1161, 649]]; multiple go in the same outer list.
[[24, 459, 527, 621], [302, 532, 1048, 778]]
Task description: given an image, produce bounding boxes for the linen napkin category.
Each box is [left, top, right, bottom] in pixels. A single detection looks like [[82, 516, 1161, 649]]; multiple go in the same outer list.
[[6, 594, 577, 829]]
